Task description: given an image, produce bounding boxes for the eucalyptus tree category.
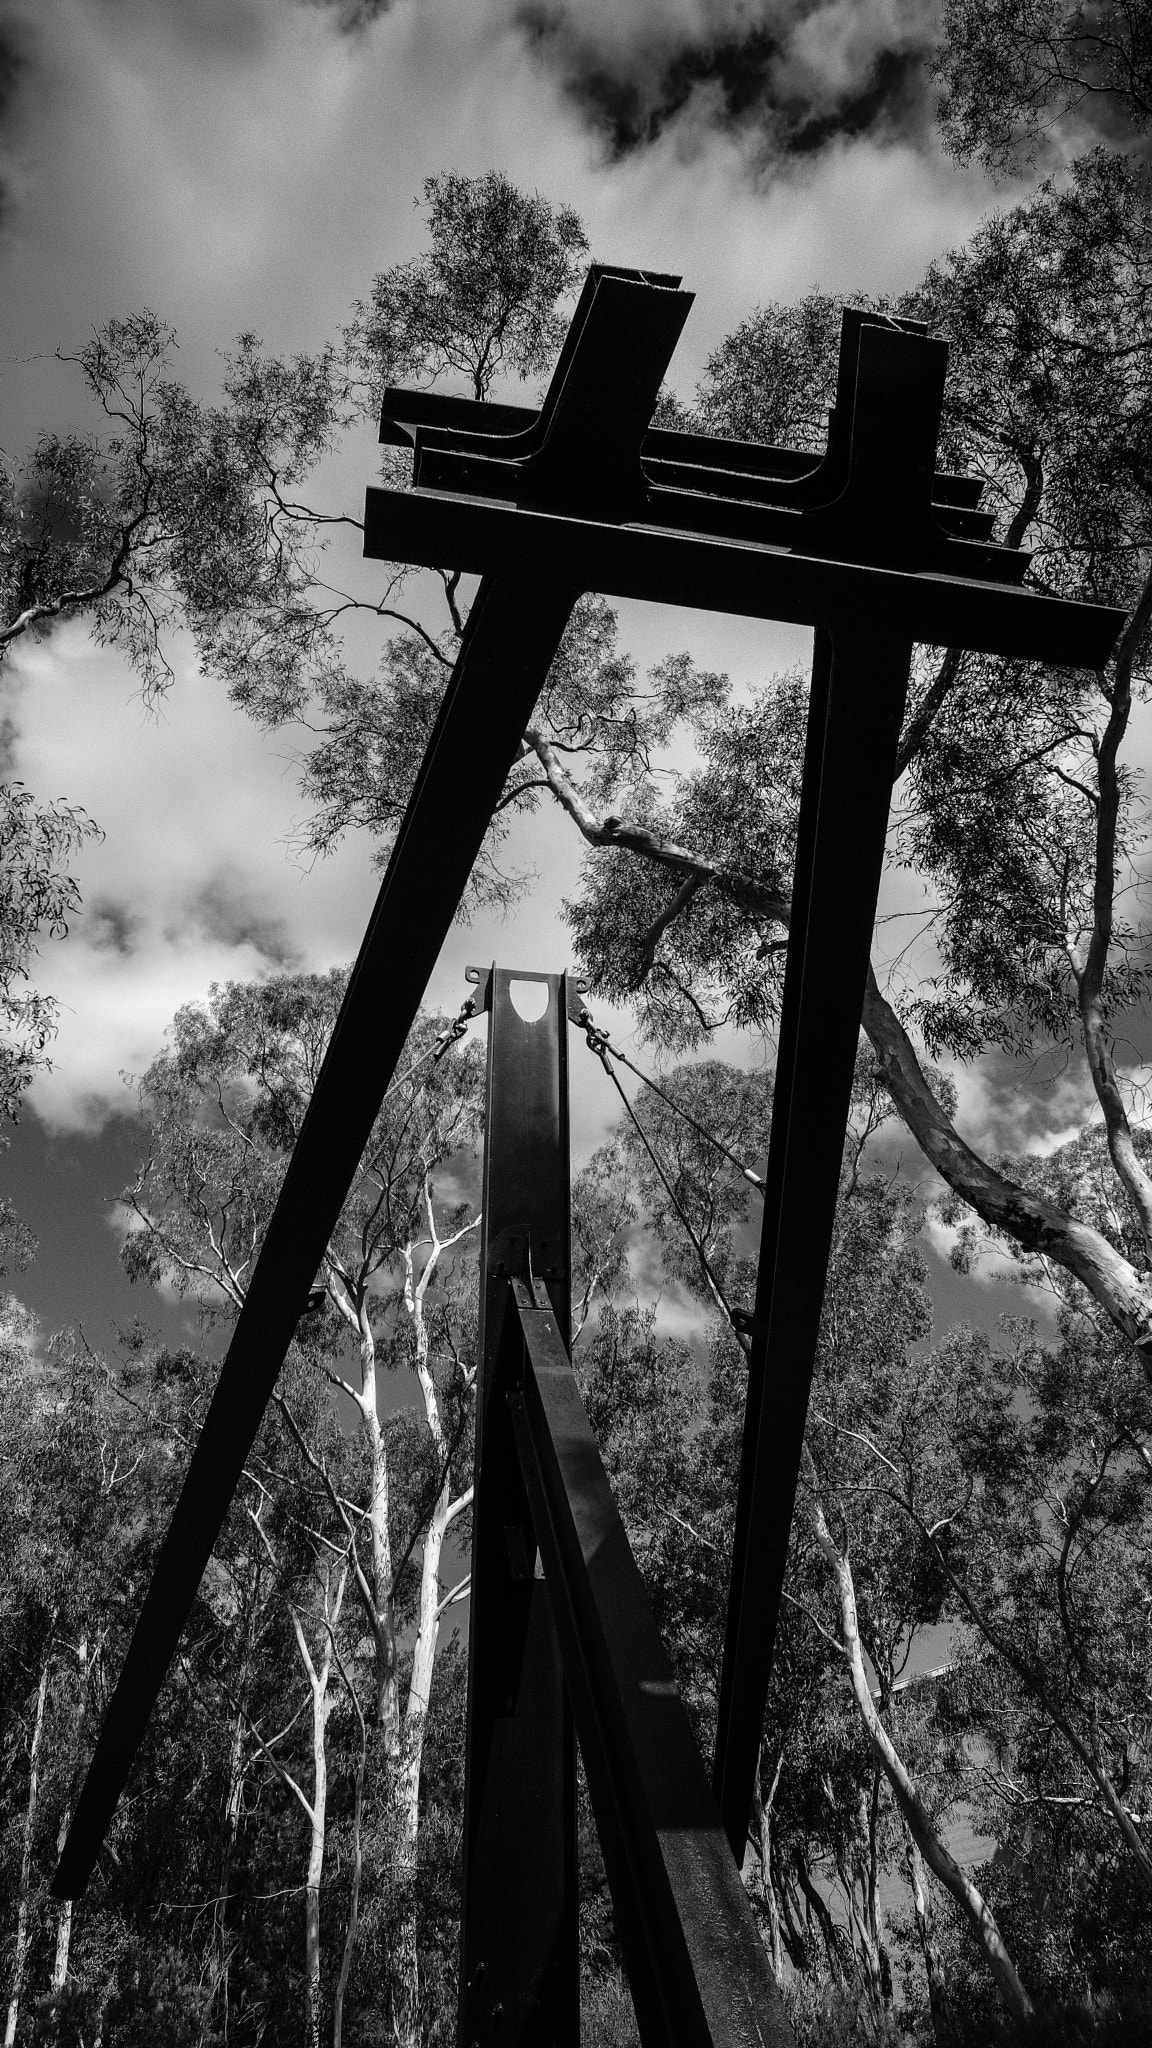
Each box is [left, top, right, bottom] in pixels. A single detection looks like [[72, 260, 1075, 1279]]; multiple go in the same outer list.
[[564, 155, 1152, 1393], [119, 971, 483, 2044], [12, 164, 1152, 1400], [0, 1314, 239, 2047], [0, 783, 97, 1132], [933, 0, 1152, 173], [572, 1053, 1034, 2036]]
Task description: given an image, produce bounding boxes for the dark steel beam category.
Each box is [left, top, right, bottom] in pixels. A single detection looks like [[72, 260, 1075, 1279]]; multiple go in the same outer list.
[[362, 485, 1124, 669], [507, 1279, 794, 2048], [712, 625, 914, 1860], [457, 968, 580, 2048], [53, 262, 692, 1902], [380, 387, 987, 509], [52, 575, 578, 1901]]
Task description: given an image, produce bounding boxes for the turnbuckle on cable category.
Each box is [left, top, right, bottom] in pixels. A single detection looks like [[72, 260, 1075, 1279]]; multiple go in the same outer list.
[[575, 1002, 615, 1075], [432, 991, 477, 1063]]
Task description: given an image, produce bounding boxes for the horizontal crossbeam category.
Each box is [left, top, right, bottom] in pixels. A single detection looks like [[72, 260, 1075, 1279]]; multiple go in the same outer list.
[[506, 1278, 792, 2048], [364, 485, 1124, 668], [379, 386, 986, 514], [51, 262, 697, 1905]]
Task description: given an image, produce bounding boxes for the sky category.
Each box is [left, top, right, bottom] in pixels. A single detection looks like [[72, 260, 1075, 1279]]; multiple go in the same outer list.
[[0, 0, 1118, 1348]]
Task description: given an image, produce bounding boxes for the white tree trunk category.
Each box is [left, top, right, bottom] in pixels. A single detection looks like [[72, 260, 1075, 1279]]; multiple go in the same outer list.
[[391, 1199, 475, 2048], [803, 1448, 1034, 2025], [904, 1827, 952, 2046], [289, 1566, 345, 2048], [51, 1632, 89, 1997], [356, 1306, 400, 1756], [5, 1660, 50, 2048]]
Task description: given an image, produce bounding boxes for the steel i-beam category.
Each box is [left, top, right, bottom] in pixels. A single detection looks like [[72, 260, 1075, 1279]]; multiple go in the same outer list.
[[53, 264, 692, 1901], [457, 967, 580, 2048]]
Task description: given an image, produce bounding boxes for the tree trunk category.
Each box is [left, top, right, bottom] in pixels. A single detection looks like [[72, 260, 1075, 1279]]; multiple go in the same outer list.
[[332, 1676, 367, 2048], [391, 1257, 449, 2048], [215, 1577, 260, 2041], [388, 1195, 478, 2048], [357, 1309, 400, 1754], [904, 1826, 953, 2047], [50, 1632, 90, 1999], [860, 967, 1152, 1371], [774, 1850, 810, 1972], [864, 1774, 895, 2038], [803, 1449, 1034, 2024], [289, 1568, 345, 2048], [752, 1746, 785, 1982], [5, 1660, 50, 2048], [792, 1845, 845, 1984]]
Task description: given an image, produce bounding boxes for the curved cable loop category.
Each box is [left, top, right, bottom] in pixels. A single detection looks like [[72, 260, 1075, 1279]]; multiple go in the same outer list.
[[575, 1003, 751, 1355]]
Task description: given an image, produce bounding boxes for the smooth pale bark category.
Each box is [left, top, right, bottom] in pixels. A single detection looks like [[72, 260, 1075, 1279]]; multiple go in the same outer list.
[[352, 1295, 400, 1752], [525, 581, 1152, 1380], [288, 1564, 346, 2048], [903, 1827, 953, 2048], [326, 1189, 477, 2048], [390, 1195, 477, 2048], [5, 1661, 50, 2048], [802, 1449, 1034, 2024], [51, 1632, 90, 1998], [752, 1746, 785, 1982], [861, 968, 1152, 1366], [834, 1787, 894, 2041], [331, 1662, 367, 2048], [214, 1567, 263, 2039], [1069, 564, 1152, 1253]]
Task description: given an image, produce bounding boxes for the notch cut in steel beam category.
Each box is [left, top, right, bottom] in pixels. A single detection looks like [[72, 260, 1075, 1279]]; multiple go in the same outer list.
[[457, 968, 583, 2048], [52, 264, 690, 1902], [506, 1278, 794, 2048]]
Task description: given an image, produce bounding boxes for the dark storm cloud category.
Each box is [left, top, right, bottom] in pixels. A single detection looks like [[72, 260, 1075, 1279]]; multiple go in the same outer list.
[[0, 10, 28, 218], [303, 0, 394, 27], [189, 876, 297, 969], [87, 899, 143, 957], [514, 0, 939, 161]]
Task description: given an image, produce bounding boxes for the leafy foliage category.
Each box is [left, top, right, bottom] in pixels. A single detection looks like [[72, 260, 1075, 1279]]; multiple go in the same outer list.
[[934, 1, 1152, 174], [344, 170, 589, 408]]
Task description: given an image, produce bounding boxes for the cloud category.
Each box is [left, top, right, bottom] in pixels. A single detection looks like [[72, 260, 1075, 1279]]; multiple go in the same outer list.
[[1, 622, 383, 1132], [0, 0, 1034, 1160], [0, 6, 29, 222], [0, 0, 1017, 436], [512, 0, 940, 161]]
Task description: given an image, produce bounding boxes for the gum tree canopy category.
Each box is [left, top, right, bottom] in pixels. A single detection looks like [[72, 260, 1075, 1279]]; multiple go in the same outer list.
[[934, 0, 1152, 174], [4, 155, 1152, 2039], [5, 158, 1152, 1380]]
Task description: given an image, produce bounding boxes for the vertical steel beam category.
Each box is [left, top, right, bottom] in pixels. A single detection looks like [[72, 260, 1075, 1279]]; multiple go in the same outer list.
[[508, 1279, 795, 2048], [458, 969, 579, 2048], [53, 574, 579, 1901], [713, 624, 913, 1860]]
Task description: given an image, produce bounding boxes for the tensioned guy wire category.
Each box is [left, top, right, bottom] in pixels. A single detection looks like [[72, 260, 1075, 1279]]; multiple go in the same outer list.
[[575, 1002, 760, 1349]]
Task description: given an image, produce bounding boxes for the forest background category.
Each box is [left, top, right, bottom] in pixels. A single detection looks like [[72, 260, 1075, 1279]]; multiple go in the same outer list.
[[3, 4, 1152, 2045]]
